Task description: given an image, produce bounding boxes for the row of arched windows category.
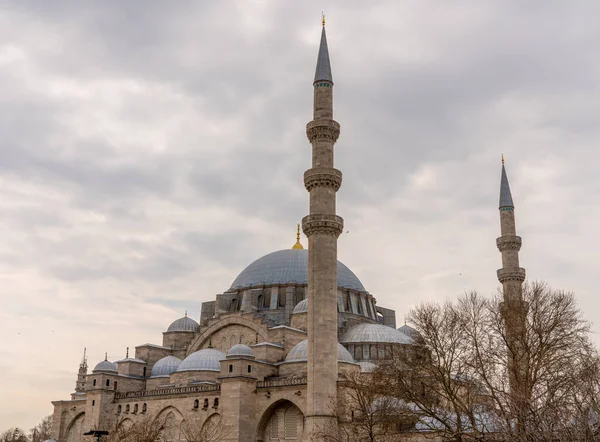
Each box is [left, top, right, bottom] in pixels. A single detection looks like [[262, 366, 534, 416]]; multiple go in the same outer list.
[[116, 403, 147, 414], [193, 398, 219, 410]]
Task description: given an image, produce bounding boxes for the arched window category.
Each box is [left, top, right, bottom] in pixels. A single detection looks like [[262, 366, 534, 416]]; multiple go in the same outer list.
[[92, 400, 95, 406], [143, 367, 147, 377], [213, 398, 219, 408], [105, 379, 110, 387], [284, 407, 299, 438], [370, 345, 378, 360], [247, 365, 252, 374], [203, 398, 209, 409], [92, 379, 97, 386], [228, 364, 233, 373], [193, 399, 199, 409], [269, 413, 279, 439], [257, 295, 263, 310], [142, 403, 147, 413], [114, 381, 118, 391], [125, 404, 130, 413], [354, 345, 362, 360], [133, 404, 138, 413], [230, 335, 236, 347], [117, 405, 121, 414]]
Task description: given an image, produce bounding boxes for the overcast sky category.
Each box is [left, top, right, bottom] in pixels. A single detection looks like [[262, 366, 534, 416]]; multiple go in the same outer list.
[[1, 0, 599, 431]]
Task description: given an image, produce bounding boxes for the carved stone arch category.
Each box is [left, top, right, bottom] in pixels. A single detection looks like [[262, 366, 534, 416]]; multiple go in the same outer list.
[[117, 418, 134, 430], [65, 412, 85, 442], [155, 406, 184, 442], [256, 399, 305, 442], [187, 315, 268, 354]]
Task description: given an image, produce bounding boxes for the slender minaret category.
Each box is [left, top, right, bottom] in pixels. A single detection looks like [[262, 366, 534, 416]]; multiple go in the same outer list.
[[496, 157, 528, 428], [74, 347, 88, 393], [303, 16, 343, 436]]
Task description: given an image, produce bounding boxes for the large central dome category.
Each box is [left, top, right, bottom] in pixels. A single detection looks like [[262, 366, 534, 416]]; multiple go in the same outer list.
[[230, 249, 366, 292]]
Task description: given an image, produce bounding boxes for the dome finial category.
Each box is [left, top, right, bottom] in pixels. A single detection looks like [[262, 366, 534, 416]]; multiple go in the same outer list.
[[126, 347, 129, 358], [184, 310, 187, 317], [292, 223, 304, 249], [104, 352, 108, 361]]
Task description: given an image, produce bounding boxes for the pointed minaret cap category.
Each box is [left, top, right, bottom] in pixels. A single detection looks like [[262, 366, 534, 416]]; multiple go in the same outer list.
[[314, 17, 333, 84], [499, 155, 514, 209]]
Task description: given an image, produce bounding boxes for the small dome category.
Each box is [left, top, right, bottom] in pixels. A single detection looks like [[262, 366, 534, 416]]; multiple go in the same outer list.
[[398, 324, 423, 341], [341, 323, 414, 345], [227, 344, 254, 358], [93, 359, 118, 373], [285, 339, 354, 363], [167, 315, 200, 333], [292, 299, 308, 314], [231, 249, 366, 292], [176, 348, 226, 372], [150, 356, 182, 378], [358, 361, 377, 373]]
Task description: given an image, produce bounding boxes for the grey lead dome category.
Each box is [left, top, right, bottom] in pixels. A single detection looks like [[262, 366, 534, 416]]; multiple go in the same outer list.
[[230, 249, 365, 292], [150, 355, 181, 378], [167, 315, 200, 333], [93, 360, 117, 373], [176, 348, 226, 372], [341, 323, 414, 345], [285, 339, 354, 363]]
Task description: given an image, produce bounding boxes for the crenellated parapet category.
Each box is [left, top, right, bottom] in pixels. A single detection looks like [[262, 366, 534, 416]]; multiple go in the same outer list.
[[306, 119, 340, 142], [302, 214, 343, 238], [304, 168, 342, 192]]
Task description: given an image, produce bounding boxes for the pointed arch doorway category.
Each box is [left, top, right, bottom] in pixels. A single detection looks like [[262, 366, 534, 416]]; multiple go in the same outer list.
[[257, 400, 304, 441]]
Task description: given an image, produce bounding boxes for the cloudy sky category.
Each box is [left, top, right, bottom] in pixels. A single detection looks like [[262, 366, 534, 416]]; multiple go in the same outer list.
[[1, 0, 599, 431]]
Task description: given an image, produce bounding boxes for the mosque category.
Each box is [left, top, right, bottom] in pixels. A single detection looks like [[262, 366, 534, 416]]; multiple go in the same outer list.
[[49, 19, 525, 442]]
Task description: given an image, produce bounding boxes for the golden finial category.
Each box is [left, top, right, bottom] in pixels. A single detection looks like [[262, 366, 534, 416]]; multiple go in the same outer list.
[[322, 12, 325, 27], [502, 154, 505, 165], [184, 310, 187, 317], [292, 223, 304, 249]]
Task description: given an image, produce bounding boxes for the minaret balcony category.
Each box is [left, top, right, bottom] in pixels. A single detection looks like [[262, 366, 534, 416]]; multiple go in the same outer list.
[[497, 268, 526, 283], [302, 214, 344, 238], [306, 119, 340, 142], [304, 168, 342, 192], [496, 235, 522, 252]]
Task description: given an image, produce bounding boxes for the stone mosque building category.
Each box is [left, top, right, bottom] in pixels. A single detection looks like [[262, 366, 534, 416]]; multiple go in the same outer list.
[[50, 21, 526, 442]]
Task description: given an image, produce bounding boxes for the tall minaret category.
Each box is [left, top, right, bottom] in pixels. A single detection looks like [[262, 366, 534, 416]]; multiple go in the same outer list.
[[496, 157, 528, 427], [74, 348, 88, 393], [303, 16, 343, 436]]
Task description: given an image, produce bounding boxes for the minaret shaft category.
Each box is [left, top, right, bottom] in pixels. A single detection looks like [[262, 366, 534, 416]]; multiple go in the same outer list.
[[497, 163, 528, 430], [303, 24, 342, 436]]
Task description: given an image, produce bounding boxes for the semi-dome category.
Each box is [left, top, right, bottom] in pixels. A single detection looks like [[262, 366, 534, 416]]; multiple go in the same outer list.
[[285, 339, 354, 363], [227, 344, 254, 358], [150, 356, 182, 378], [231, 249, 366, 292], [93, 359, 118, 373], [292, 299, 308, 314], [176, 348, 226, 372], [398, 324, 423, 341], [167, 315, 200, 333], [341, 323, 414, 345]]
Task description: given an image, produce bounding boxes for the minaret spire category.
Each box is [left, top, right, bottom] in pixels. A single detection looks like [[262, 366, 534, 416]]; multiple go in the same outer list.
[[304, 18, 342, 437], [73, 347, 88, 395], [314, 21, 333, 84]]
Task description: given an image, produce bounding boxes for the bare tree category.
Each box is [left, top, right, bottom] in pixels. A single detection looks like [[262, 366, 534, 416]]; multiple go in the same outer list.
[[0, 429, 28, 442], [180, 413, 230, 442], [107, 415, 165, 442], [375, 282, 599, 441], [28, 416, 52, 442], [311, 370, 414, 442]]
